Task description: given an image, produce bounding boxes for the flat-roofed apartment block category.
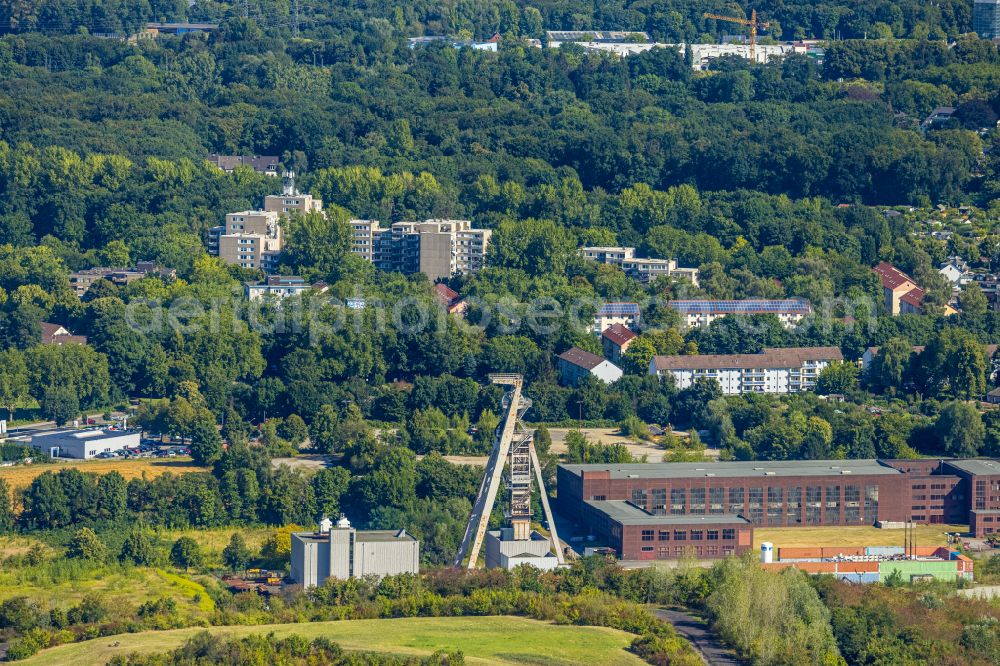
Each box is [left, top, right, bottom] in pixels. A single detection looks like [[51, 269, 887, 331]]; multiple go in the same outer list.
[[669, 298, 812, 329], [263, 171, 323, 215], [649, 346, 843, 395], [580, 246, 698, 285], [348, 219, 491, 281], [213, 210, 282, 271]]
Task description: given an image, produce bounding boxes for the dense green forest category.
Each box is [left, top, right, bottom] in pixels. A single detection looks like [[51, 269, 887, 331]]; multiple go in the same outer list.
[[2, 2, 1000, 665]]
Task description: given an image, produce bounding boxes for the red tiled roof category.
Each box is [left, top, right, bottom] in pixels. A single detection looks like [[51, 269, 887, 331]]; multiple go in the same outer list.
[[873, 261, 917, 291], [652, 347, 843, 371], [899, 287, 925, 308], [434, 283, 460, 306], [601, 323, 637, 347], [558, 346, 606, 371]]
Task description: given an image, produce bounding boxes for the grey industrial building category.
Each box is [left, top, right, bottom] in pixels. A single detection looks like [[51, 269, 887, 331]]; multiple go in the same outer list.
[[290, 516, 419, 588], [485, 528, 562, 571], [29, 428, 141, 459]]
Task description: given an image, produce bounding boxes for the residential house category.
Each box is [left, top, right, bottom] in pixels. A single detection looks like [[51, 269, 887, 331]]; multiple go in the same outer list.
[[580, 246, 699, 285], [668, 299, 812, 329], [558, 347, 623, 387], [593, 303, 640, 335], [244, 276, 311, 302], [922, 106, 956, 130], [649, 347, 844, 395], [69, 263, 174, 297], [873, 262, 926, 315], [207, 154, 280, 176], [40, 323, 87, 346], [434, 283, 467, 315], [601, 324, 637, 364], [939, 257, 971, 290]]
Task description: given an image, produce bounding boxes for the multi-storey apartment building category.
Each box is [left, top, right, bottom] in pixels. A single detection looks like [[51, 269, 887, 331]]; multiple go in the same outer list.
[[210, 172, 320, 272], [580, 246, 698, 285], [649, 347, 843, 395], [669, 298, 813, 329], [263, 171, 323, 216], [69, 262, 175, 296], [211, 210, 282, 271], [348, 219, 490, 280]]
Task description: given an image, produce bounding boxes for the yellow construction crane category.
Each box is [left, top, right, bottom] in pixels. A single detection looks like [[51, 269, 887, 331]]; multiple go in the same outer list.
[[703, 9, 769, 63]]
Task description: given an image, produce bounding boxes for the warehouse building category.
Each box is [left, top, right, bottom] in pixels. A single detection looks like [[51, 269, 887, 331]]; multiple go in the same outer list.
[[290, 516, 419, 588], [558, 458, 1000, 549], [582, 500, 753, 560], [29, 428, 141, 459]]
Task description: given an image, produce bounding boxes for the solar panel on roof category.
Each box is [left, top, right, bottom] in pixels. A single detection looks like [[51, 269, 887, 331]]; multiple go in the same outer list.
[[598, 303, 640, 315], [669, 300, 810, 315]]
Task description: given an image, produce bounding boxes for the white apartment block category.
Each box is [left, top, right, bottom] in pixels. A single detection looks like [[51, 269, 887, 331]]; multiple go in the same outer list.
[[649, 347, 843, 395], [581, 246, 698, 285]]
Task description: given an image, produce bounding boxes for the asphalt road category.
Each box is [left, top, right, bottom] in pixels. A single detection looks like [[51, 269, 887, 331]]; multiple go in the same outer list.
[[654, 609, 742, 666]]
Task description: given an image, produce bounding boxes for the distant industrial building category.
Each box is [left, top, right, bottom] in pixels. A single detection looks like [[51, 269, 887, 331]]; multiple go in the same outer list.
[[558, 347, 623, 386], [580, 247, 698, 285], [558, 458, 1000, 553], [29, 428, 140, 459], [545, 31, 650, 47], [582, 500, 753, 560], [407, 33, 500, 51], [290, 516, 419, 588], [975, 0, 1000, 39], [649, 346, 842, 394], [206, 154, 280, 176], [762, 544, 974, 584], [349, 219, 490, 281], [544, 39, 806, 69], [485, 529, 562, 570], [668, 298, 812, 329]]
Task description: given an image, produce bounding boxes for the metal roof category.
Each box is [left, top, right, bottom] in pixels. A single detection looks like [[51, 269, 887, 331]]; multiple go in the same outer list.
[[562, 459, 902, 480], [586, 500, 750, 526], [943, 459, 1000, 477]]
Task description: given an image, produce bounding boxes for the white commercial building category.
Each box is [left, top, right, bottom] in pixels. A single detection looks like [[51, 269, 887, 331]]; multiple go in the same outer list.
[[29, 428, 141, 459], [649, 347, 843, 395], [290, 516, 419, 588]]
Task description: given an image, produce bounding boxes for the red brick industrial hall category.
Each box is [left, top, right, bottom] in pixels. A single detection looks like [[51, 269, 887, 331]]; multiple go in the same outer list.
[[557, 458, 1000, 561]]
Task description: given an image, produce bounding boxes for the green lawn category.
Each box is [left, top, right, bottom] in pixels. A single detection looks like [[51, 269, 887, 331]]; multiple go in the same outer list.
[[23, 616, 645, 666]]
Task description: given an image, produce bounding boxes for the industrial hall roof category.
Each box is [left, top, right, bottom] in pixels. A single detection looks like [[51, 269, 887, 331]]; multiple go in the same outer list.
[[562, 459, 902, 480], [650, 346, 842, 371], [944, 459, 1000, 477], [586, 500, 750, 526]]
